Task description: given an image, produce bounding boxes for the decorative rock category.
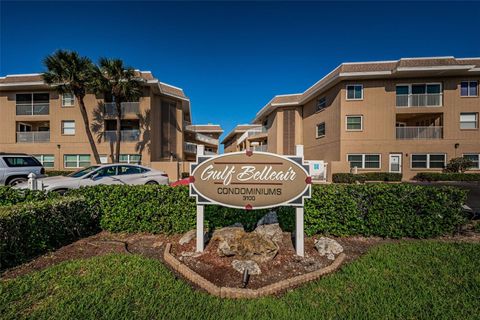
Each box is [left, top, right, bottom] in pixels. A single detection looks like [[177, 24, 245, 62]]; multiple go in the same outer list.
[[152, 241, 164, 248], [236, 233, 279, 263], [180, 251, 201, 258], [179, 230, 196, 245], [232, 260, 261, 275], [179, 229, 209, 245], [211, 226, 246, 257], [254, 223, 283, 244], [314, 237, 343, 260], [256, 211, 278, 226]]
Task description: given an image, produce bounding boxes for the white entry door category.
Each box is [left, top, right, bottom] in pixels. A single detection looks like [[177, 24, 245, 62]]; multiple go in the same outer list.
[[389, 154, 402, 173]]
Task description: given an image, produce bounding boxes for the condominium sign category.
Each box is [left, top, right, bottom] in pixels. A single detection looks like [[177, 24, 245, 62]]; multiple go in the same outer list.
[[190, 150, 311, 209]]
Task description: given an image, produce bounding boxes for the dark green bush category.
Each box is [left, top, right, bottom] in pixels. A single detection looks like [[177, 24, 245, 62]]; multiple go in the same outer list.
[[413, 172, 480, 182], [295, 184, 467, 238], [332, 173, 366, 183], [333, 173, 402, 183], [180, 172, 190, 179], [364, 172, 402, 182], [68, 185, 197, 234], [46, 170, 74, 177], [0, 197, 99, 269], [0, 186, 58, 206]]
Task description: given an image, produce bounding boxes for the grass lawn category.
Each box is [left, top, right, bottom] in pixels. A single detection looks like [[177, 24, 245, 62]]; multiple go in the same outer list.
[[1, 241, 479, 320]]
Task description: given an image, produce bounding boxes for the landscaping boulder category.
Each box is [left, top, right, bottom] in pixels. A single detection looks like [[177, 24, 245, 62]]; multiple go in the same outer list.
[[256, 211, 279, 226], [179, 229, 210, 246], [211, 225, 279, 262], [231, 259, 262, 275], [314, 237, 343, 260], [254, 223, 283, 244]]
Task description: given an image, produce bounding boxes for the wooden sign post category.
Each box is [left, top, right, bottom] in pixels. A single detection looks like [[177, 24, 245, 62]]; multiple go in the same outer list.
[[190, 145, 311, 256]]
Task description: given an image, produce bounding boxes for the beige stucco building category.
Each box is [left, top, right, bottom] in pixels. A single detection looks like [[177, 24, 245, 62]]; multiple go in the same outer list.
[[0, 72, 222, 180], [223, 57, 480, 180]]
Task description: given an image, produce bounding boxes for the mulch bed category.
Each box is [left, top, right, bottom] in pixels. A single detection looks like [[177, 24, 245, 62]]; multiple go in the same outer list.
[[170, 234, 387, 289]]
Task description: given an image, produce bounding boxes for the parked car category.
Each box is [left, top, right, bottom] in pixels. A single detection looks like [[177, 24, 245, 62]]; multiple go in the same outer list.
[[0, 153, 45, 186], [14, 164, 168, 193]]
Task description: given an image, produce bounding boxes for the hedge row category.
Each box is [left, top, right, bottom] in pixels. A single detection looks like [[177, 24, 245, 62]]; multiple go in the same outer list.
[[0, 187, 57, 206], [0, 197, 99, 269], [46, 170, 74, 177], [0, 184, 469, 269], [412, 172, 480, 182], [332, 173, 402, 183]]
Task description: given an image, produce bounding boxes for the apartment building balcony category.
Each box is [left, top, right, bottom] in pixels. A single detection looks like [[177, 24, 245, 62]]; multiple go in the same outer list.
[[103, 130, 140, 142], [251, 144, 268, 152], [16, 131, 50, 143], [396, 93, 442, 108], [16, 102, 49, 116], [195, 132, 219, 145], [104, 102, 140, 117], [237, 126, 267, 145], [184, 142, 216, 155], [396, 126, 443, 140]]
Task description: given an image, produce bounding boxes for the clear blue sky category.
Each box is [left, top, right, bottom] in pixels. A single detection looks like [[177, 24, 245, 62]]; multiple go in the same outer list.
[[1, 1, 479, 141]]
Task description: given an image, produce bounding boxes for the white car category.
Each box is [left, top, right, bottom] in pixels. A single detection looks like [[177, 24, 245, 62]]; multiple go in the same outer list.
[[15, 164, 169, 193]]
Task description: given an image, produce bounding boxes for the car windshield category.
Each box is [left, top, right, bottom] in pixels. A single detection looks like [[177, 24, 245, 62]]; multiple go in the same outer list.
[[67, 166, 100, 178]]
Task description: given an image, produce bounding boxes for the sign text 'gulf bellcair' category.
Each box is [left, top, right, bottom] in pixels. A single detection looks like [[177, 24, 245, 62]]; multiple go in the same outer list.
[[189, 145, 311, 256]]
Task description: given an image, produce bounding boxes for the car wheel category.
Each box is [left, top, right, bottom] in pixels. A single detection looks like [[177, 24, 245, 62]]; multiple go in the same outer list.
[[8, 177, 28, 186], [54, 189, 69, 196], [145, 181, 158, 185]]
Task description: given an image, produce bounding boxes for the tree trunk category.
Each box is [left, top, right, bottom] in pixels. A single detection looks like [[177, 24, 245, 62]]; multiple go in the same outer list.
[[114, 100, 122, 163], [78, 96, 101, 164]]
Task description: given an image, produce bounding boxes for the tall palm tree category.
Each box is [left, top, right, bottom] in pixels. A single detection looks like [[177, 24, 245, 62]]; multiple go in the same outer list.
[[43, 50, 101, 164], [92, 58, 142, 163]]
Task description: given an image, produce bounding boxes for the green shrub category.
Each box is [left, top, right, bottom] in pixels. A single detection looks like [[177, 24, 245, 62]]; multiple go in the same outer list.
[[180, 172, 190, 179], [412, 172, 480, 181], [444, 157, 474, 173], [0, 197, 99, 269], [296, 184, 467, 238], [0, 186, 57, 206], [46, 170, 74, 177], [332, 173, 366, 183], [333, 173, 402, 183], [68, 185, 197, 234], [364, 172, 402, 182]]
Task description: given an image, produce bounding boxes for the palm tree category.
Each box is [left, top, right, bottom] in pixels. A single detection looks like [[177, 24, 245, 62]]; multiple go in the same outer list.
[[92, 58, 142, 163], [43, 50, 101, 164]]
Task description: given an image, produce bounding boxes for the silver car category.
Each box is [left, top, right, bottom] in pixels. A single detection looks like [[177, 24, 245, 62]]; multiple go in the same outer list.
[[0, 153, 45, 186], [15, 164, 169, 193]]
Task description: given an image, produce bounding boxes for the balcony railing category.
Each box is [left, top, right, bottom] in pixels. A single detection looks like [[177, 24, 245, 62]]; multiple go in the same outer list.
[[251, 144, 268, 152], [103, 130, 140, 142], [16, 103, 49, 115], [16, 131, 50, 143], [195, 132, 219, 145], [184, 142, 217, 155], [396, 93, 442, 108], [104, 102, 140, 116], [396, 126, 443, 140], [237, 126, 268, 145]]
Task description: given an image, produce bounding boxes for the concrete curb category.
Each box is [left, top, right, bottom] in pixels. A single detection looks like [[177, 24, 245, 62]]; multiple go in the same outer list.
[[164, 243, 346, 299]]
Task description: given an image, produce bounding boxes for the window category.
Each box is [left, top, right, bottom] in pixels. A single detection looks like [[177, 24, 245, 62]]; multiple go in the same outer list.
[[346, 115, 363, 131], [119, 154, 141, 164], [62, 121, 75, 135], [15, 93, 50, 115], [463, 154, 480, 169], [62, 93, 75, 107], [346, 84, 363, 100], [461, 81, 478, 97], [118, 165, 148, 175], [33, 154, 54, 168], [316, 97, 327, 111], [316, 122, 325, 138], [411, 154, 446, 169], [347, 154, 380, 169], [64, 154, 91, 168], [2, 156, 42, 167], [460, 113, 478, 129], [96, 166, 117, 177]]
